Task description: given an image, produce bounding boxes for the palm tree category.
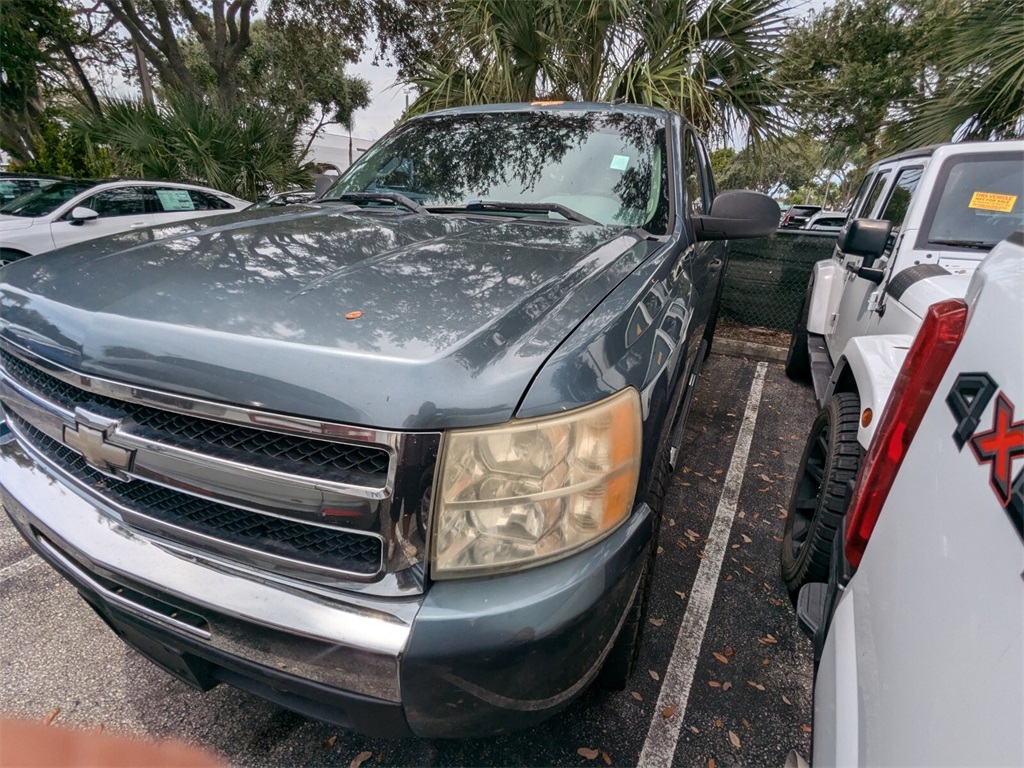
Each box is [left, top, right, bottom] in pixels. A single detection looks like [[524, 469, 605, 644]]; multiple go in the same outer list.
[[74, 91, 310, 201], [893, 0, 1024, 147], [402, 0, 789, 142]]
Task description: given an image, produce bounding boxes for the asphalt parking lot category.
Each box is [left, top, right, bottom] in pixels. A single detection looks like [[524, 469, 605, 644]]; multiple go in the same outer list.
[[0, 352, 818, 767]]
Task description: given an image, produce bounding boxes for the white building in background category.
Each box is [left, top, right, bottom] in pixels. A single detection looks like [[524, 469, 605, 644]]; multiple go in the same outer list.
[[305, 131, 376, 174]]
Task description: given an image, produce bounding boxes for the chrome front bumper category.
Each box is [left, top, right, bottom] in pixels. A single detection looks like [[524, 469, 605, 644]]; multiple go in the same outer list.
[[2, 434, 653, 738]]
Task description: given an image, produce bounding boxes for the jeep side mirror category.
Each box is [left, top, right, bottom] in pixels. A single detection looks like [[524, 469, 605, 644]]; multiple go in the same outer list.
[[691, 190, 781, 241], [69, 206, 99, 226], [838, 218, 892, 267]]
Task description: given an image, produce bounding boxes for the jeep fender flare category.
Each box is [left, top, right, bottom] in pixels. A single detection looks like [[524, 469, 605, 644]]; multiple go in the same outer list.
[[826, 333, 914, 449], [806, 259, 843, 335]]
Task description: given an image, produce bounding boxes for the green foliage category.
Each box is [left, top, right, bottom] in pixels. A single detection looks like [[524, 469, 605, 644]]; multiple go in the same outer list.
[[893, 0, 1024, 146], [401, 0, 789, 142], [0, 0, 82, 162], [776, 0, 926, 158], [75, 92, 310, 201], [179, 20, 371, 136], [12, 114, 111, 178]]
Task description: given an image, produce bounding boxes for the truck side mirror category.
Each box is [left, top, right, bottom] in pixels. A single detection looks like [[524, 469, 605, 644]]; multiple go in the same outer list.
[[691, 190, 781, 241], [838, 218, 892, 267]]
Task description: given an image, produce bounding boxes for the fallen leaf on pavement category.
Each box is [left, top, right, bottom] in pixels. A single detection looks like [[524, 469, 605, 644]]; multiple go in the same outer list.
[[631, 691, 643, 701], [690, 726, 700, 734], [758, 634, 778, 644], [741, 534, 752, 543], [42, 708, 60, 727], [712, 652, 729, 664], [722, 682, 732, 691], [759, 474, 773, 483], [344, 311, 363, 320], [649, 617, 665, 627], [602, 752, 612, 766], [724, 647, 735, 658], [782, 695, 793, 706], [708, 680, 722, 688], [728, 730, 742, 749], [662, 706, 677, 719], [800, 724, 813, 734], [708, 759, 716, 768], [322, 735, 337, 748], [349, 751, 372, 768], [578, 747, 600, 760], [747, 681, 766, 691], [714, 718, 723, 728], [763, 659, 771, 666], [742, 719, 751, 729], [675, 590, 687, 600], [743, 565, 755, 574], [649, 670, 660, 681]]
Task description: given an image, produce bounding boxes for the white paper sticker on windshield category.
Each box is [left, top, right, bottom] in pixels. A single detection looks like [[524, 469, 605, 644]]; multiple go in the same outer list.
[[156, 189, 195, 211], [610, 155, 630, 171]]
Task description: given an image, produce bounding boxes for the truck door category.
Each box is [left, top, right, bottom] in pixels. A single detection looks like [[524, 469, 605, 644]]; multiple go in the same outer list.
[[828, 165, 924, 354], [682, 130, 723, 353]]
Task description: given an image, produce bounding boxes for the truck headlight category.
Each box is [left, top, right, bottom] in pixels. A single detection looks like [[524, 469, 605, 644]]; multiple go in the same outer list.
[[432, 388, 642, 579]]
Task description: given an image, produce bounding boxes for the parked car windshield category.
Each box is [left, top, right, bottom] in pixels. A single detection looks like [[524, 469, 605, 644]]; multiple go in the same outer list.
[[0, 180, 100, 218], [923, 154, 1023, 248], [324, 110, 669, 233]]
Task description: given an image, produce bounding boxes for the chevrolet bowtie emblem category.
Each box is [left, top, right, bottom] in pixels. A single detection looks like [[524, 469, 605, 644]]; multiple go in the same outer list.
[[63, 413, 135, 476]]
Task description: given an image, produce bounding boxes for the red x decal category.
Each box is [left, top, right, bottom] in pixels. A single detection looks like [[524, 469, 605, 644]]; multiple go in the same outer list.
[[970, 393, 1024, 506]]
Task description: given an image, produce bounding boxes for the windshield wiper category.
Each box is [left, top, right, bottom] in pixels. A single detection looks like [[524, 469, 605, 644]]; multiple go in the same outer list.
[[428, 200, 599, 225], [327, 192, 428, 215], [929, 239, 994, 250]]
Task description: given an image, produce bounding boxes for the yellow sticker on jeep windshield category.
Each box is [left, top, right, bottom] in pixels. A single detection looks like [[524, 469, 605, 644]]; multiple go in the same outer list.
[[968, 191, 1018, 213]]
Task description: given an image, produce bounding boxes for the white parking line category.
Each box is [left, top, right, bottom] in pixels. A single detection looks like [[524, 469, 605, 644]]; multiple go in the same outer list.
[[0, 553, 43, 584], [637, 362, 768, 768]]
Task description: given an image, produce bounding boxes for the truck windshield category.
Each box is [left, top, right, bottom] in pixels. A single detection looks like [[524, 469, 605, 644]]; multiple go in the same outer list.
[[923, 154, 1023, 249], [0, 180, 99, 218], [323, 110, 669, 234]]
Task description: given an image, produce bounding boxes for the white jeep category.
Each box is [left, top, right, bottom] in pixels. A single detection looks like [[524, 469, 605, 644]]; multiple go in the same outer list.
[[780, 139, 1023, 593]]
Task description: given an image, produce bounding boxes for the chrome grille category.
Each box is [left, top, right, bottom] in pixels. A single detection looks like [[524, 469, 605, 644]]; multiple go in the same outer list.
[[9, 413, 383, 575], [0, 350, 389, 482]]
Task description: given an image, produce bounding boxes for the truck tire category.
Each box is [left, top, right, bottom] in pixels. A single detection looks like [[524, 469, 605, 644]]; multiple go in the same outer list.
[[780, 392, 860, 594], [785, 278, 813, 382]]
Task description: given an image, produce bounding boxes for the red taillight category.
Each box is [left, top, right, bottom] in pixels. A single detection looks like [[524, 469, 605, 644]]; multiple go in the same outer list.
[[844, 299, 969, 567]]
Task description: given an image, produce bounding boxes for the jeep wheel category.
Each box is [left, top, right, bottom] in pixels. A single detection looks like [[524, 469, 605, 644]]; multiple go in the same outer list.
[[780, 393, 861, 594], [785, 279, 813, 382]]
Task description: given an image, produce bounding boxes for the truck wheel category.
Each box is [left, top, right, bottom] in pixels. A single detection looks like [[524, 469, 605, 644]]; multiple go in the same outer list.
[[785, 279, 813, 381], [597, 426, 671, 689], [780, 392, 860, 594]]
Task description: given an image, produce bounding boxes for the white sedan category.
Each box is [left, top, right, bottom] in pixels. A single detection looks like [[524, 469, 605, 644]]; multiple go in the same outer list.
[[0, 179, 249, 263], [800, 231, 1023, 766]]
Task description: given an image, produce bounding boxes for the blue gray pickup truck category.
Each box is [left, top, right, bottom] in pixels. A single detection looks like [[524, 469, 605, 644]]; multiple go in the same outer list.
[[0, 102, 777, 737]]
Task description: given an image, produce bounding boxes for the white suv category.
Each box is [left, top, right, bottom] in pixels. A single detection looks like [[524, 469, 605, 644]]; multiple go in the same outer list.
[[781, 140, 1023, 593], [0, 179, 249, 263], [803, 232, 1023, 765]]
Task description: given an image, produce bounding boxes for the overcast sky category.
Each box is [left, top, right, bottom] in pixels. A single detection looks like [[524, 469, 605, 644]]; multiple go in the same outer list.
[[326, 49, 409, 141]]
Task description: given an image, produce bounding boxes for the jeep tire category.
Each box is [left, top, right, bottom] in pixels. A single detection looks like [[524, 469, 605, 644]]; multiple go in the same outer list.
[[781, 392, 861, 594]]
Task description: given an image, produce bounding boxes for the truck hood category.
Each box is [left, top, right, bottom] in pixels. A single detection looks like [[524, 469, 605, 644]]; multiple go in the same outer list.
[[0, 206, 655, 429]]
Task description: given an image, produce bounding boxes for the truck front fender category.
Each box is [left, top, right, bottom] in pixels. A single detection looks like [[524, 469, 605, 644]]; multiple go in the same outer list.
[[807, 259, 843, 335], [828, 333, 914, 449]]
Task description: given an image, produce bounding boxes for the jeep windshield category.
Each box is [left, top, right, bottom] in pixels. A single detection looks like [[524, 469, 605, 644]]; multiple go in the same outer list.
[[921, 154, 1023, 249], [322, 109, 669, 234], [0, 179, 100, 217]]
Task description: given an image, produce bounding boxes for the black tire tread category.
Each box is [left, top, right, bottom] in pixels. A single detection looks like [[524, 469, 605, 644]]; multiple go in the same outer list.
[[780, 393, 860, 593]]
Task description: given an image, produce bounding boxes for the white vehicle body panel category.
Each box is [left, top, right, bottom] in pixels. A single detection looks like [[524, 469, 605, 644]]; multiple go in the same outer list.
[[807, 260, 843, 335], [813, 237, 1024, 767], [831, 334, 913, 448], [0, 181, 248, 257]]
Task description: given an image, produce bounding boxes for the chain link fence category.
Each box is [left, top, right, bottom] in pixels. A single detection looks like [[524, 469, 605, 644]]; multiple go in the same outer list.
[[721, 230, 839, 331]]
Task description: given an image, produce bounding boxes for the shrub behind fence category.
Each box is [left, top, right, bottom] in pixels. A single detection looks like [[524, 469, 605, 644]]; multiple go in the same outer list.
[[721, 229, 838, 330]]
